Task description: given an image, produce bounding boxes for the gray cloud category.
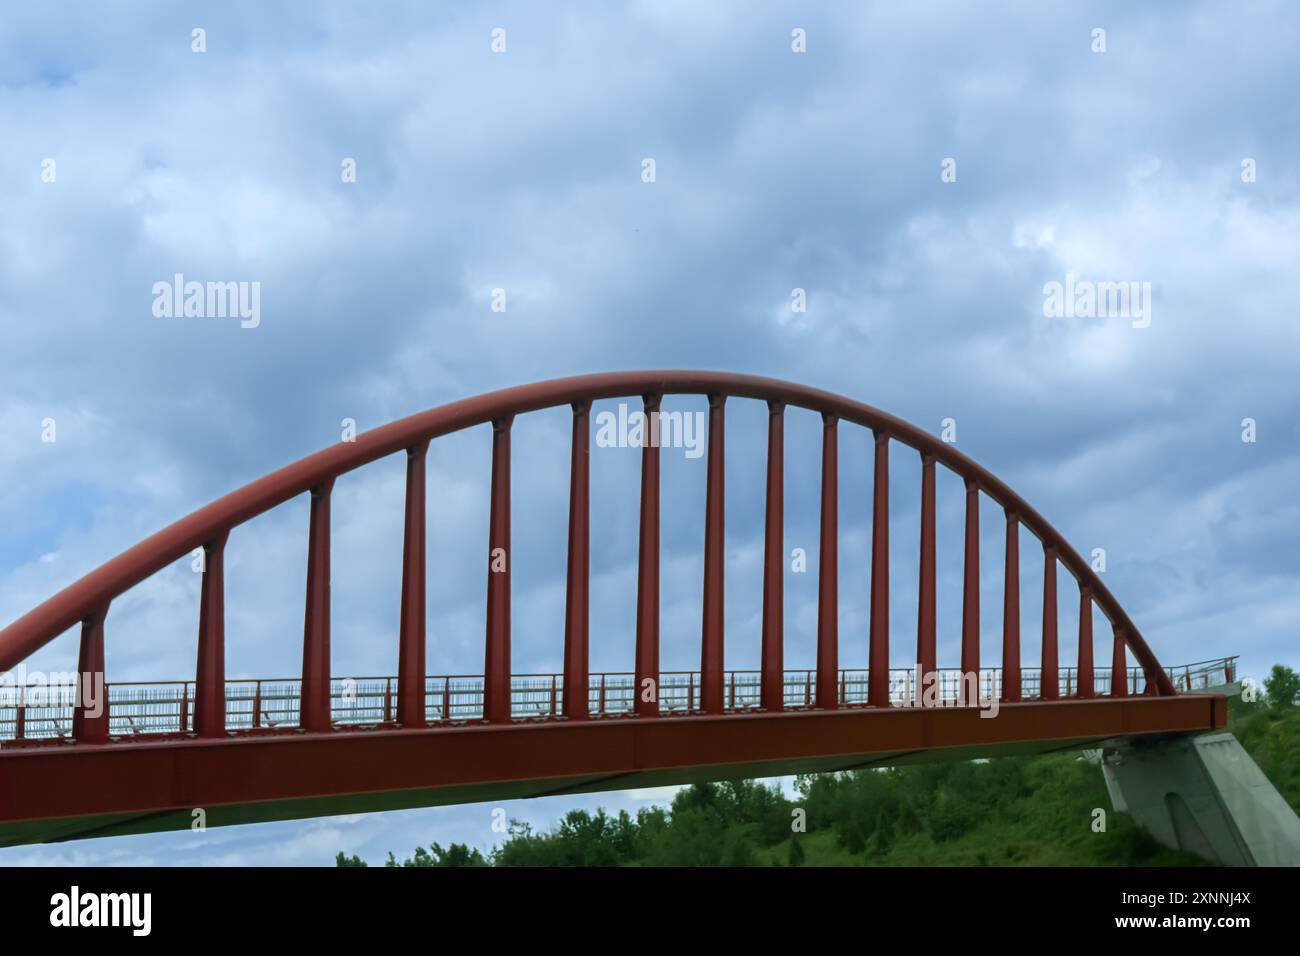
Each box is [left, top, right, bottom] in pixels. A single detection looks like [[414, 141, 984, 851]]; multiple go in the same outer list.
[[1, 0, 1297, 863]]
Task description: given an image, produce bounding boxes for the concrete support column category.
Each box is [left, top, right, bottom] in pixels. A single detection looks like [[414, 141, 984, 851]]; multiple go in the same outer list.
[[1100, 731, 1300, 866]]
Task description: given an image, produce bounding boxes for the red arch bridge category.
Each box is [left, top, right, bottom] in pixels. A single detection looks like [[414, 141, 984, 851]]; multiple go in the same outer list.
[[0, 372, 1230, 847]]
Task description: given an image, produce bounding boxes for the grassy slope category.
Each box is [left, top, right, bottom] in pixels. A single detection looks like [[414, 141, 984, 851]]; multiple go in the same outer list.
[[761, 698, 1298, 867], [757, 752, 1211, 866]]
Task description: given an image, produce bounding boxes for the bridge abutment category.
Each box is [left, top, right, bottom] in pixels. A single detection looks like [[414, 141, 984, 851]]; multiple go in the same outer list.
[[1100, 731, 1300, 867]]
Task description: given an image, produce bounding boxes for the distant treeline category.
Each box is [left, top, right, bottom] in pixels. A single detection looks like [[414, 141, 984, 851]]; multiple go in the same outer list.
[[336, 665, 1299, 867]]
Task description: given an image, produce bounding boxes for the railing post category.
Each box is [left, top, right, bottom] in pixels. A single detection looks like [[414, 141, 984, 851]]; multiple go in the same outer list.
[[1001, 510, 1020, 703], [916, 453, 937, 706], [700, 394, 726, 713], [1077, 585, 1094, 698], [761, 401, 785, 712], [563, 401, 590, 721], [598, 674, 606, 716], [300, 479, 334, 733], [72, 603, 110, 744], [195, 530, 229, 738], [253, 679, 262, 729], [1111, 626, 1128, 697], [443, 675, 451, 720], [484, 416, 513, 724], [960, 479, 980, 705], [816, 412, 839, 710], [179, 682, 189, 733], [1040, 545, 1059, 700], [384, 677, 393, 724], [15, 686, 25, 740], [868, 430, 890, 707], [635, 393, 661, 718], [398, 440, 430, 728]]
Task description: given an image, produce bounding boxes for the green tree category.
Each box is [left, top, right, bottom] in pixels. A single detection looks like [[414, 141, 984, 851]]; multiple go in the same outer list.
[[788, 835, 805, 867], [721, 829, 758, 867], [1264, 665, 1300, 710], [384, 842, 486, 867]]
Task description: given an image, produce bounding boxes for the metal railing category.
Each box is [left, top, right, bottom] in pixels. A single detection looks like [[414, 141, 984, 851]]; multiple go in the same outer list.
[[0, 656, 1237, 743]]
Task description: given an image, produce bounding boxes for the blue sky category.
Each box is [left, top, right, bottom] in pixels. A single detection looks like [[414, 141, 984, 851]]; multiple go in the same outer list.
[[1, 1, 1297, 864]]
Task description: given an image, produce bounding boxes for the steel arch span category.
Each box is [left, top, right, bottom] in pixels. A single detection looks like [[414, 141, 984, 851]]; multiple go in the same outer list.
[[0, 371, 1227, 847]]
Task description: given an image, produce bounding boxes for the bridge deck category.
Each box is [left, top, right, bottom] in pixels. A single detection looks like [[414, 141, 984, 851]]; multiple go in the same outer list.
[[0, 691, 1226, 847]]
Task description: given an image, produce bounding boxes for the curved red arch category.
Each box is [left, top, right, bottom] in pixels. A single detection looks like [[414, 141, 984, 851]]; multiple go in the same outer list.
[[0, 370, 1175, 697]]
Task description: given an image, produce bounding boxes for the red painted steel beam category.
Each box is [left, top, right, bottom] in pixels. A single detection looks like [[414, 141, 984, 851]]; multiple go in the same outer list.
[[194, 531, 229, 738], [635, 393, 662, 718], [916, 453, 937, 704], [1041, 545, 1059, 701], [1077, 585, 1095, 698], [0, 694, 1227, 847], [484, 417, 513, 724], [760, 402, 785, 712], [700, 395, 726, 713], [0, 370, 1174, 697], [817, 413, 839, 711], [1111, 627, 1128, 698], [71, 605, 109, 745], [1001, 510, 1021, 703], [960, 479, 980, 704], [300, 481, 334, 733], [868, 431, 889, 707], [397, 440, 430, 728], [563, 401, 590, 721]]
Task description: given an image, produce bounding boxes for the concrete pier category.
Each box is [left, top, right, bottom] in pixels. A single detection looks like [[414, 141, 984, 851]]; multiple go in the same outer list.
[[1101, 731, 1300, 866]]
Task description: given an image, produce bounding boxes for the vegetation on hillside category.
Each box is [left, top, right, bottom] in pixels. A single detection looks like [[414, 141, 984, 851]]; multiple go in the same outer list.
[[335, 664, 1299, 867]]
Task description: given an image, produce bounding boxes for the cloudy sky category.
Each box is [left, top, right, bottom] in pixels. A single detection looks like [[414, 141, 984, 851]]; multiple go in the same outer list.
[[1, 1, 1297, 865]]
